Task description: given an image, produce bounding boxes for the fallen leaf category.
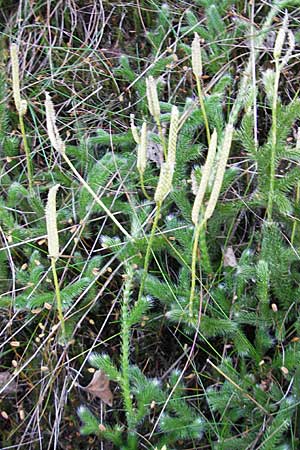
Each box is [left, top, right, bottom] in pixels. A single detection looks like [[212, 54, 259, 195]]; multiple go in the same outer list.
[[223, 246, 237, 268], [0, 371, 18, 395], [147, 140, 163, 167], [81, 370, 113, 406]]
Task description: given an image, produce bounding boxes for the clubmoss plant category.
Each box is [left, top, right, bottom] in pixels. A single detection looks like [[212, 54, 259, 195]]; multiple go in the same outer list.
[[45, 92, 131, 239], [191, 32, 210, 144], [10, 43, 33, 192], [189, 128, 218, 316], [131, 115, 150, 200], [137, 104, 179, 304], [78, 259, 204, 448], [45, 184, 65, 341], [146, 75, 167, 158]]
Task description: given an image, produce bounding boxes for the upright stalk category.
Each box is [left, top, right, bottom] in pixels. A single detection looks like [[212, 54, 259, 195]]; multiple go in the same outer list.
[[291, 127, 300, 245], [189, 33, 212, 318], [189, 222, 202, 318], [10, 44, 33, 192], [51, 257, 65, 341], [45, 184, 65, 343], [137, 203, 161, 303], [192, 33, 210, 145], [19, 113, 33, 193], [196, 76, 210, 145]]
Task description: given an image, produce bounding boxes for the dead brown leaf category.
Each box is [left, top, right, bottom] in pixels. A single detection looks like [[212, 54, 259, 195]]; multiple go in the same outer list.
[[223, 246, 237, 268], [81, 370, 113, 406]]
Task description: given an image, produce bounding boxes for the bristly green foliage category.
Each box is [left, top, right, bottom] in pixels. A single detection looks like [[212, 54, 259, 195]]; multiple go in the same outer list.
[[79, 264, 204, 449], [238, 100, 300, 219], [79, 361, 205, 449]]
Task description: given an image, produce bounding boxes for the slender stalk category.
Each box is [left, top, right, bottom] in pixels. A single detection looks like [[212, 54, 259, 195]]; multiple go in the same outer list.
[[10, 44, 33, 192], [189, 223, 201, 317], [199, 219, 212, 275], [139, 172, 151, 200], [156, 121, 167, 160], [189, 217, 212, 319], [196, 76, 210, 145], [19, 114, 33, 193], [207, 358, 269, 415], [51, 257, 65, 341], [137, 203, 161, 303]]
